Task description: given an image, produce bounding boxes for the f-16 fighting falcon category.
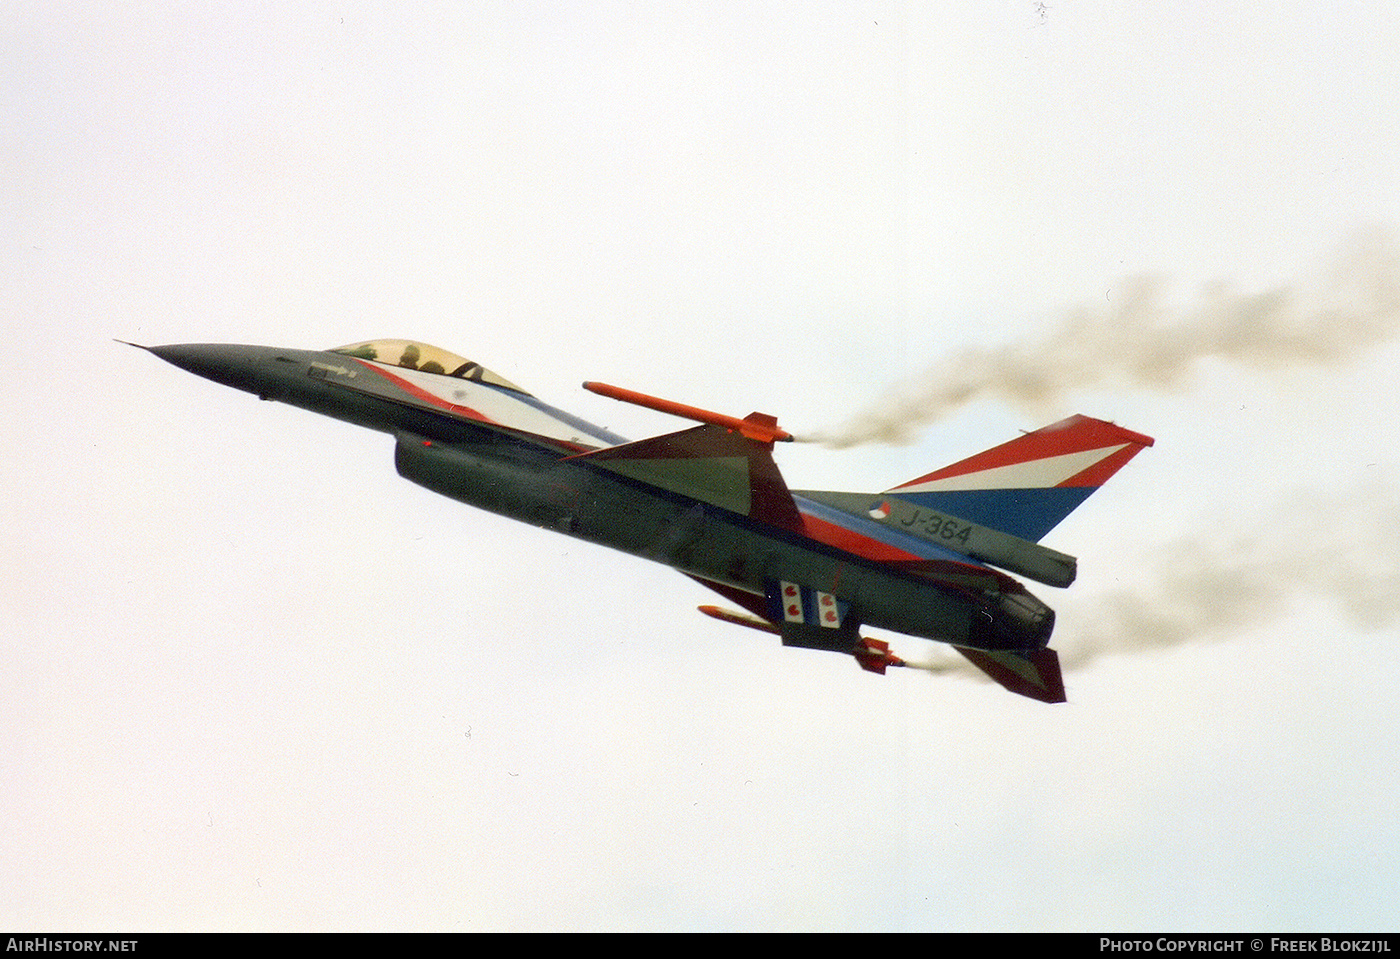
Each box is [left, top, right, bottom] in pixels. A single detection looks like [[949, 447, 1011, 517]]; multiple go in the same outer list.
[[131, 338, 1153, 702]]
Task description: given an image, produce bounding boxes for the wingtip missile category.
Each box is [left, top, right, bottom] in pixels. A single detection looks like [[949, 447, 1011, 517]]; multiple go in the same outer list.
[[584, 381, 794, 443], [697, 604, 780, 635]]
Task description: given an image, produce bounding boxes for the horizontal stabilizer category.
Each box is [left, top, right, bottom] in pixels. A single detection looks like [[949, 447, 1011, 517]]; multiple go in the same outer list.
[[954, 647, 1066, 703]]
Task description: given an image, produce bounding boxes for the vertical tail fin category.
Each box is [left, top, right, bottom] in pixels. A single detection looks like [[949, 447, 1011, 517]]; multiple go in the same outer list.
[[885, 415, 1154, 542]]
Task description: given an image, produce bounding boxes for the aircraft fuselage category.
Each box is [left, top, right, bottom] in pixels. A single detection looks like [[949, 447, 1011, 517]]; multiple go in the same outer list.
[[143, 342, 1049, 654]]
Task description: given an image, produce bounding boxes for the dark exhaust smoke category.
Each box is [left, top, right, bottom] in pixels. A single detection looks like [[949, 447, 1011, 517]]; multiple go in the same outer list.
[[811, 228, 1399, 448]]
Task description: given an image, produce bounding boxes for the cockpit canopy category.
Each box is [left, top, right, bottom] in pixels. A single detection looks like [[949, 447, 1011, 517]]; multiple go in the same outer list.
[[331, 340, 530, 395]]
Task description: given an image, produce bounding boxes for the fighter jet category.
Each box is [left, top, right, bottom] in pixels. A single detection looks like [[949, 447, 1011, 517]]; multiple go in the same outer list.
[[131, 338, 1153, 702]]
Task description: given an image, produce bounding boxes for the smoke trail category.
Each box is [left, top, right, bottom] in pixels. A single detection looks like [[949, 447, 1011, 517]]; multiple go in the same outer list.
[[1054, 479, 1400, 670], [892, 657, 965, 675], [811, 228, 1400, 447], [901, 478, 1400, 687]]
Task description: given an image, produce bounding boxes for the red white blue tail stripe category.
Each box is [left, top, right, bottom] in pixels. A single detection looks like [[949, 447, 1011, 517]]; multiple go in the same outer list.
[[885, 415, 1154, 542]]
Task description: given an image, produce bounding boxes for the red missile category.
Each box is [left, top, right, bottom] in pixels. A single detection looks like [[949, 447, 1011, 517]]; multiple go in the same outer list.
[[584, 381, 793, 444], [853, 637, 906, 675], [697, 604, 780, 635]]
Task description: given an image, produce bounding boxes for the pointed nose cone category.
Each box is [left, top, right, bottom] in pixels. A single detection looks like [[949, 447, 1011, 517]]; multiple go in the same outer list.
[[147, 343, 290, 396]]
